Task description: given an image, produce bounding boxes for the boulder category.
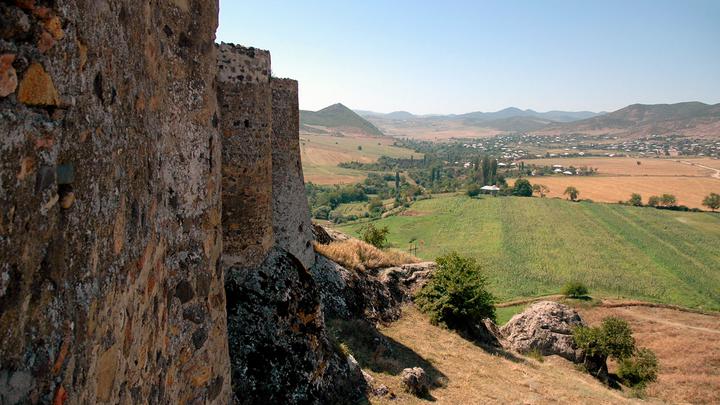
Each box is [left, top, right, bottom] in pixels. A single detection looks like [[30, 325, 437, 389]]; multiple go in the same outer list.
[[400, 367, 429, 397], [499, 301, 585, 362]]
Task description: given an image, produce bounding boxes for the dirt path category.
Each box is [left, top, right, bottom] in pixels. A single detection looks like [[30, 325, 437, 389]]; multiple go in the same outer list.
[[677, 160, 720, 179], [614, 307, 720, 334]]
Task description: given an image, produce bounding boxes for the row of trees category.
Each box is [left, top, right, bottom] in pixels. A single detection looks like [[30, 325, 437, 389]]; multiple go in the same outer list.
[[626, 192, 720, 212]]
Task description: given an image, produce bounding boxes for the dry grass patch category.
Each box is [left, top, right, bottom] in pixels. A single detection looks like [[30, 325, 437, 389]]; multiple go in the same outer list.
[[314, 239, 419, 272], [580, 305, 720, 404], [365, 306, 636, 404]]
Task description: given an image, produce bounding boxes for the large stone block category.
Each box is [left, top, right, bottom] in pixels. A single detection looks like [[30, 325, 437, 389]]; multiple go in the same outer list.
[[0, 1, 230, 403]]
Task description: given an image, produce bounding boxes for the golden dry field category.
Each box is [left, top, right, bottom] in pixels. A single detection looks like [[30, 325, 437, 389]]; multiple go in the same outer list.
[[582, 304, 720, 404], [300, 133, 420, 184], [517, 157, 720, 208], [375, 120, 501, 141]]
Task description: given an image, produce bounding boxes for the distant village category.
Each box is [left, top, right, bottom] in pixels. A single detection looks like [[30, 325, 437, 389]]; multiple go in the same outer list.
[[460, 133, 720, 161]]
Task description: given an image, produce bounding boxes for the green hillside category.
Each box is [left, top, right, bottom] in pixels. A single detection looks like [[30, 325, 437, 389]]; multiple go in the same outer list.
[[339, 195, 720, 310], [301, 103, 384, 136]]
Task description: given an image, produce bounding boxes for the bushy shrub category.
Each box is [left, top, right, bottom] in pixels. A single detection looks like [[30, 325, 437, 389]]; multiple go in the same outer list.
[[573, 317, 635, 360], [358, 223, 389, 248], [618, 348, 659, 387], [313, 205, 331, 220], [512, 179, 533, 197], [466, 184, 481, 197], [415, 252, 495, 329], [628, 193, 643, 207], [562, 281, 589, 298]]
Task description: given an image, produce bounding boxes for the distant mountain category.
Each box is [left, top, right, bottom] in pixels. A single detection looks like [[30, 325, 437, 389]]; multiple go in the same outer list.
[[481, 116, 555, 132], [385, 111, 416, 120], [358, 107, 600, 123], [544, 102, 720, 138], [460, 107, 601, 123], [301, 103, 384, 136]]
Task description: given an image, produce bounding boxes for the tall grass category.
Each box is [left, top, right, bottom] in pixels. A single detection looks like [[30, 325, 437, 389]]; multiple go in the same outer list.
[[314, 239, 419, 272]]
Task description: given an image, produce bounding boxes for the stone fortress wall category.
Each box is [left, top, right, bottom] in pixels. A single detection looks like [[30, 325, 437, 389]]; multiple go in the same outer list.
[[271, 78, 316, 269], [0, 1, 230, 403], [217, 43, 274, 269], [1, 1, 356, 404]]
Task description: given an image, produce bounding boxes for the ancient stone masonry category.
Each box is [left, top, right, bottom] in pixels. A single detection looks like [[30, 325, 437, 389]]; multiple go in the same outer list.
[[271, 78, 315, 269], [216, 43, 273, 269], [218, 44, 363, 404], [0, 1, 230, 403]]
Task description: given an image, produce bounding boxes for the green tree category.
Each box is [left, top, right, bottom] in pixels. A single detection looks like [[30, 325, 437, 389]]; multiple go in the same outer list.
[[617, 348, 659, 388], [358, 223, 389, 248], [415, 252, 496, 330], [395, 171, 401, 192], [660, 194, 677, 207], [564, 186, 580, 201], [466, 184, 481, 197], [481, 156, 491, 185], [628, 193, 643, 207], [647, 195, 661, 207], [573, 316, 638, 383], [512, 179, 533, 197], [532, 183, 549, 198], [702, 193, 720, 211]]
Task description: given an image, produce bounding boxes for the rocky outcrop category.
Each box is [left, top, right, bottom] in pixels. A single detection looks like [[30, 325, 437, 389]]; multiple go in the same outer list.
[[400, 367, 429, 397], [225, 248, 364, 404], [0, 1, 230, 403], [311, 253, 435, 322], [500, 301, 585, 361]]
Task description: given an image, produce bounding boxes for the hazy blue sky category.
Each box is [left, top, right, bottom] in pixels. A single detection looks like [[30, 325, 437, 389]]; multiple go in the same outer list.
[[217, 0, 720, 114]]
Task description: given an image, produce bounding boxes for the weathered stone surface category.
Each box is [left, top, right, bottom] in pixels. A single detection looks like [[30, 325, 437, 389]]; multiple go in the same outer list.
[[400, 367, 429, 397], [499, 301, 586, 361], [0, 2, 230, 403], [17, 62, 59, 106], [312, 253, 401, 322], [0, 54, 17, 97], [226, 248, 364, 404], [217, 43, 274, 268], [271, 78, 315, 269], [312, 222, 334, 244], [312, 253, 435, 322]]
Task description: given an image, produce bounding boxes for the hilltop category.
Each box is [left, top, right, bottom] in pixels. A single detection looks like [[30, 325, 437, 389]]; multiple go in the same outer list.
[[301, 103, 385, 136]]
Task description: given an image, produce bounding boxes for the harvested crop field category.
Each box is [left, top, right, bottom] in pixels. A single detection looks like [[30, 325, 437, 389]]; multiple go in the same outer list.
[[522, 157, 718, 177], [515, 157, 720, 208], [300, 133, 419, 184], [522, 176, 719, 208]]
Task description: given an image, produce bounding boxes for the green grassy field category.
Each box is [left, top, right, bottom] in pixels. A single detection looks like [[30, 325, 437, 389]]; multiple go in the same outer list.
[[338, 195, 720, 310]]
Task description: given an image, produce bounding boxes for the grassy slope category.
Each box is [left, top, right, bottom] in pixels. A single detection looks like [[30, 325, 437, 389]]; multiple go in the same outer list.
[[339, 195, 720, 310]]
